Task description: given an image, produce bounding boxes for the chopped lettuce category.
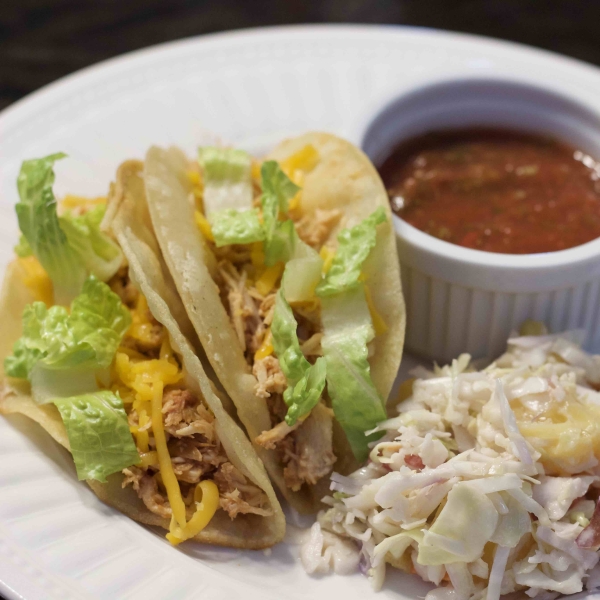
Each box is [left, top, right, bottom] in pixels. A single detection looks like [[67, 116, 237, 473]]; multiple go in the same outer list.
[[260, 161, 300, 266], [320, 285, 386, 460], [4, 277, 130, 402], [210, 208, 265, 247], [15, 153, 87, 304], [14, 234, 33, 257], [54, 391, 139, 482], [316, 207, 386, 297], [198, 147, 253, 215], [271, 287, 326, 425], [282, 236, 323, 304], [261, 160, 300, 214], [59, 205, 123, 282]]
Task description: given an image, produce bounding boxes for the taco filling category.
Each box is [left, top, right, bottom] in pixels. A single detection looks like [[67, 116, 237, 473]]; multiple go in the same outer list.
[[174, 143, 393, 492], [109, 267, 272, 521], [1, 154, 276, 546]]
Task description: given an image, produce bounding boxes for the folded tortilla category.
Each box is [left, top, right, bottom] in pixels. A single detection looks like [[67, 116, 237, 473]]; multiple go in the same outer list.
[[0, 160, 285, 549], [143, 133, 406, 513]]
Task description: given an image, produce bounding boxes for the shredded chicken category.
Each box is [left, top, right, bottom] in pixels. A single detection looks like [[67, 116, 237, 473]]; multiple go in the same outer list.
[[295, 208, 342, 249], [214, 462, 273, 518], [117, 272, 271, 523], [108, 265, 139, 308], [300, 332, 323, 357], [139, 472, 172, 519], [283, 403, 336, 490], [255, 419, 301, 450], [253, 356, 287, 399], [213, 244, 335, 492], [218, 260, 264, 356]]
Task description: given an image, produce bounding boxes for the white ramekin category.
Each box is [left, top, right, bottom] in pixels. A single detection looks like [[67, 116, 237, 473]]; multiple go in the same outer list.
[[356, 77, 600, 363]]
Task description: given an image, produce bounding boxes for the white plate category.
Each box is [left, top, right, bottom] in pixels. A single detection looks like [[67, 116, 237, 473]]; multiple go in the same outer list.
[[2, 24, 600, 600]]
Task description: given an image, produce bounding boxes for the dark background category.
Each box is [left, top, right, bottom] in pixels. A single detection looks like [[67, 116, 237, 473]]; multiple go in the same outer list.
[[2, 0, 600, 111]]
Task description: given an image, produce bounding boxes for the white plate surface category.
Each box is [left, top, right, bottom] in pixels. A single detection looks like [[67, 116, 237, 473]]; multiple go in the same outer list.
[[2, 24, 600, 600]]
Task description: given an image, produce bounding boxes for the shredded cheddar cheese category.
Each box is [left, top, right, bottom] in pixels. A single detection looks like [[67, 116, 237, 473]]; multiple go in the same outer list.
[[15, 256, 53, 306], [319, 246, 335, 275], [187, 170, 204, 212], [60, 195, 106, 211], [364, 284, 388, 336], [166, 480, 220, 545], [255, 330, 274, 361], [251, 242, 266, 269], [127, 295, 158, 346], [151, 379, 188, 529], [281, 144, 319, 175], [255, 262, 284, 296], [281, 145, 320, 214], [194, 210, 214, 242]]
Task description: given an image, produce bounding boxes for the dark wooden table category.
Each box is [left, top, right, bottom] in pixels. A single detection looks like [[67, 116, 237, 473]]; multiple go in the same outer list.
[[2, 0, 600, 111]]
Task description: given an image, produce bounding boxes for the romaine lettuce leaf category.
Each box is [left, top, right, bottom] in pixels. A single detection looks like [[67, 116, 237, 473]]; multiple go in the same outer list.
[[283, 356, 326, 425], [281, 235, 323, 304], [14, 234, 33, 257], [59, 205, 123, 282], [316, 207, 386, 297], [271, 287, 326, 425], [198, 147, 253, 215], [53, 391, 139, 482], [15, 153, 87, 304], [260, 161, 300, 266], [261, 160, 300, 214], [320, 285, 387, 460], [4, 277, 131, 402], [210, 208, 265, 247]]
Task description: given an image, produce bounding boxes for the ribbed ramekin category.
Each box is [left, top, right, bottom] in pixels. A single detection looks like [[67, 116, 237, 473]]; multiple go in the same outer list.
[[357, 77, 600, 363]]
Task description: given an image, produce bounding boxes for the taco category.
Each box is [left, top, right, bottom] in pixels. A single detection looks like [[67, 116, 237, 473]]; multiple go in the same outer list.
[[0, 155, 285, 548], [143, 133, 406, 512]]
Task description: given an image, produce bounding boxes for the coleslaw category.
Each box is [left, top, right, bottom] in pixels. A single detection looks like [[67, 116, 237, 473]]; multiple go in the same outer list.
[[301, 327, 600, 599]]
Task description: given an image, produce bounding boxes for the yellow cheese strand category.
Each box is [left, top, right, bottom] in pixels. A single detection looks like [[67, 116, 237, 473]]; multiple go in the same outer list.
[[194, 210, 214, 242], [254, 330, 274, 362], [166, 480, 220, 546], [151, 380, 187, 529], [16, 257, 54, 306], [364, 284, 388, 336], [255, 262, 284, 296]]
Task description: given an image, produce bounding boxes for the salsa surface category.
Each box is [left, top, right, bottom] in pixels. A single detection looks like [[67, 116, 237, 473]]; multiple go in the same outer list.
[[380, 128, 600, 254]]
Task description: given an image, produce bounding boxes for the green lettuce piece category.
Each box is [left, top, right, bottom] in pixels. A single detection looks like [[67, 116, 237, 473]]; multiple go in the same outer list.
[[260, 161, 300, 266], [210, 208, 265, 247], [320, 285, 386, 460], [282, 236, 323, 303], [271, 287, 326, 425], [283, 356, 327, 425], [198, 147, 253, 216], [316, 207, 386, 297], [4, 277, 131, 403], [54, 391, 139, 482], [59, 205, 123, 282], [14, 234, 33, 257], [15, 153, 87, 305], [261, 160, 299, 213]]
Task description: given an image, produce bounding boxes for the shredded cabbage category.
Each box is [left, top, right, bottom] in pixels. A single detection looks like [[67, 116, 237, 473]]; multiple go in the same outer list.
[[302, 331, 600, 599]]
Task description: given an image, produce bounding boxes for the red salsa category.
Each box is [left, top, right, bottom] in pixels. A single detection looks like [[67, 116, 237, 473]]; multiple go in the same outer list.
[[380, 128, 600, 254]]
